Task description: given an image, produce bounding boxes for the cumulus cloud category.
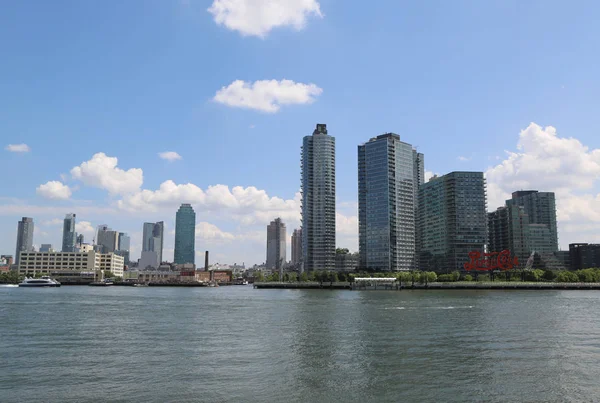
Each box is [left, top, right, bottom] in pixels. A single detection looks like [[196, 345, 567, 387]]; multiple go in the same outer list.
[[75, 221, 96, 240], [424, 171, 436, 182], [486, 123, 600, 209], [5, 143, 30, 153], [36, 181, 72, 200], [118, 180, 301, 224], [196, 222, 235, 241], [457, 156, 470, 162], [208, 0, 322, 38], [158, 151, 182, 161], [213, 79, 323, 113], [70, 152, 143, 195], [485, 122, 600, 248], [41, 218, 63, 226]]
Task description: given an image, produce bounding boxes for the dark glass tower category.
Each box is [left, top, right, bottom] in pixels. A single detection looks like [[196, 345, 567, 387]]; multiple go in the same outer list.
[[174, 204, 196, 265]]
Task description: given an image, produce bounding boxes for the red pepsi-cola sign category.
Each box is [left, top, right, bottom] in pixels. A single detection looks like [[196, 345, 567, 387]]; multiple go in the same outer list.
[[463, 250, 519, 271]]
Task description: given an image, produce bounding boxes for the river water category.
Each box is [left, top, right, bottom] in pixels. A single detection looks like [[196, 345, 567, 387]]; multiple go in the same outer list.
[[1, 286, 599, 402]]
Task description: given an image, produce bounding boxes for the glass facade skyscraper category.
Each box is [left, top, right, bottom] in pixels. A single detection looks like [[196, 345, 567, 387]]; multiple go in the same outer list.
[[62, 213, 77, 252], [142, 221, 164, 264], [301, 124, 336, 272], [174, 204, 196, 265], [15, 217, 34, 264], [506, 191, 558, 252], [418, 172, 487, 273], [358, 133, 423, 271]]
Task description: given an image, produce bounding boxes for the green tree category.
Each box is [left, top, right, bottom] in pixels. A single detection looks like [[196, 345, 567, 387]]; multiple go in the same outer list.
[[542, 270, 556, 281], [254, 272, 265, 282], [450, 271, 460, 282], [104, 271, 115, 279], [338, 272, 347, 282], [464, 274, 473, 282], [300, 272, 308, 282], [555, 271, 578, 282], [427, 272, 438, 283], [336, 248, 350, 255]]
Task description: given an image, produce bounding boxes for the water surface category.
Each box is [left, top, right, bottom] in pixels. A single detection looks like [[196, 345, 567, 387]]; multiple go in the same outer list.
[[1, 286, 599, 402]]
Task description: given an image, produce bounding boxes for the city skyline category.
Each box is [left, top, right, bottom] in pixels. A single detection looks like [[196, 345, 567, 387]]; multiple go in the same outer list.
[[2, 2, 600, 266]]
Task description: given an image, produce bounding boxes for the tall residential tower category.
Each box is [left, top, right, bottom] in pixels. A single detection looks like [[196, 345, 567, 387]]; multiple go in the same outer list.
[[506, 191, 558, 252], [358, 133, 423, 271], [291, 228, 302, 266], [266, 218, 286, 273], [142, 222, 164, 265], [174, 204, 196, 265], [418, 172, 487, 273], [62, 213, 77, 252], [301, 124, 336, 272], [15, 217, 34, 264]]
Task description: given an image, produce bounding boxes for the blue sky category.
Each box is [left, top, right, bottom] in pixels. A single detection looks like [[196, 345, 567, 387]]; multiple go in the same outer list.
[[2, 0, 600, 266]]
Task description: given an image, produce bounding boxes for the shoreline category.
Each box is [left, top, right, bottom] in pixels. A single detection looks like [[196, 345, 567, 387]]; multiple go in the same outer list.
[[254, 281, 600, 290]]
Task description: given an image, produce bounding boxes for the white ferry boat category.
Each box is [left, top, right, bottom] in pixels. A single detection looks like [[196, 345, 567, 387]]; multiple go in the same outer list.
[[18, 276, 61, 287]]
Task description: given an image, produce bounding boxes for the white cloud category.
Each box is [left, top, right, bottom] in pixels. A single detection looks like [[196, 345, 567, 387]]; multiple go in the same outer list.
[[41, 218, 63, 226], [486, 123, 600, 209], [196, 222, 235, 241], [485, 122, 600, 249], [457, 156, 470, 162], [208, 0, 322, 38], [118, 180, 301, 224], [75, 221, 96, 240], [70, 152, 143, 195], [213, 79, 323, 113], [424, 171, 436, 182], [158, 151, 182, 161], [5, 143, 30, 153], [36, 181, 72, 200]]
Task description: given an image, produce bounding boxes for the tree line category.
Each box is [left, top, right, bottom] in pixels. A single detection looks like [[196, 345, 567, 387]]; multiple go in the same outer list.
[[254, 268, 600, 283]]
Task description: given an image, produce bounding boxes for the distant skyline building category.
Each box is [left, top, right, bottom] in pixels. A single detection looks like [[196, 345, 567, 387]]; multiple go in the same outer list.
[[358, 133, 424, 271], [291, 228, 302, 266], [301, 123, 336, 272], [174, 204, 196, 265], [76, 234, 84, 247], [62, 213, 77, 252], [116, 232, 130, 265], [39, 244, 53, 253], [418, 172, 487, 273], [143, 221, 164, 264], [266, 218, 286, 272], [15, 217, 34, 264], [96, 225, 119, 254], [506, 191, 558, 252]]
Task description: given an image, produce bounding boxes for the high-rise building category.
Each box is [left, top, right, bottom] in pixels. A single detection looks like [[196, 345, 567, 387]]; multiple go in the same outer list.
[[39, 244, 54, 253], [62, 213, 77, 252], [76, 234, 84, 247], [488, 205, 530, 265], [15, 217, 34, 264], [142, 222, 164, 264], [418, 172, 487, 273], [358, 133, 423, 271], [506, 191, 558, 252], [116, 232, 131, 265], [301, 124, 336, 272], [174, 204, 196, 265], [96, 225, 119, 254], [266, 218, 286, 271], [291, 228, 302, 266]]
